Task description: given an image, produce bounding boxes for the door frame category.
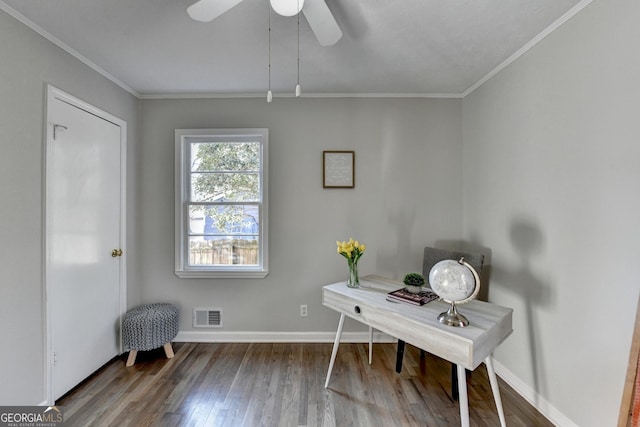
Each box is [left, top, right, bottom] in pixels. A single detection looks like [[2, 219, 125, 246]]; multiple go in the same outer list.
[[44, 85, 127, 404]]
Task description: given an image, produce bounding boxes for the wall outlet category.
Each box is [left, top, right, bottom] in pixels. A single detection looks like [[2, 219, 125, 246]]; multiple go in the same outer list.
[[300, 304, 308, 317]]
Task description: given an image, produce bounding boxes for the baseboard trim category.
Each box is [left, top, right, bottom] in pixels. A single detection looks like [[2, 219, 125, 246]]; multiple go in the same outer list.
[[493, 359, 577, 427], [175, 330, 396, 343]]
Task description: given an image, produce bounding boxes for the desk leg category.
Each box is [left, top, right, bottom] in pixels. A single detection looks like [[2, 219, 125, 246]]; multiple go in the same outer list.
[[457, 364, 469, 427], [324, 313, 345, 388], [485, 355, 507, 427], [368, 326, 373, 365]]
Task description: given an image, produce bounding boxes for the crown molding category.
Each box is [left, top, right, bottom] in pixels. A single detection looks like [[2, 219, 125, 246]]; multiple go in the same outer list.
[[462, 0, 593, 97], [0, 1, 139, 98], [2, 0, 592, 101], [138, 92, 464, 100]]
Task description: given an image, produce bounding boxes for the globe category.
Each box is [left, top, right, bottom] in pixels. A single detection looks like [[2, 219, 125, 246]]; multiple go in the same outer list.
[[428, 258, 481, 327]]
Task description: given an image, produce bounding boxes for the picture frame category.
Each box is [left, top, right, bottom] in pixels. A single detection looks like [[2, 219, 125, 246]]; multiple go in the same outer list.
[[323, 150, 355, 188]]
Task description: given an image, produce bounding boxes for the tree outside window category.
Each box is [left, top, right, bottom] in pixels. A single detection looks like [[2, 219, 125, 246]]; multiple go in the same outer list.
[[175, 129, 268, 278]]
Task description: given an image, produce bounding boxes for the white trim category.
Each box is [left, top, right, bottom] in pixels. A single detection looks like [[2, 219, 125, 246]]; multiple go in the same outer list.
[[300, 92, 463, 99], [44, 85, 127, 405], [462, 0, 593, 97], [175, 270, 269, 279], [140, 92, 463, 100], [0, 2, 139, 97], [1, 0, 591, 100], [493, 359, 578, 427], [175, 128, 269, 279], [174, 330, 395, 343]]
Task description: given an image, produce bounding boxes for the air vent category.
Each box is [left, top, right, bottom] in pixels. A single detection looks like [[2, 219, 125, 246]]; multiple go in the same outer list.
[[193, 308, 223, 328]]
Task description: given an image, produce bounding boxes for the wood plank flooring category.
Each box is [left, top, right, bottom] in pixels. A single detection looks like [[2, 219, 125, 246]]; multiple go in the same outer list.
[[57, 342, 553, 427]]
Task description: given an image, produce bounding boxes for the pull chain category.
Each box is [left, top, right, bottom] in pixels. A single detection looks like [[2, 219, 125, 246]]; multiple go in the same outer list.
[[295, 0, 301, 97], [267, 4, 273, 103]]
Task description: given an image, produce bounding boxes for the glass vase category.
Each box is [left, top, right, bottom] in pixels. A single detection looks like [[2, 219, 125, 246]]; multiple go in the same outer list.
[[347, 259, 360, 288]]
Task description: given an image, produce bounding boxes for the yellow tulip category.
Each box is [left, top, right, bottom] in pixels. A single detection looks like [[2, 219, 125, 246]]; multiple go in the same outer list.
[[336, 237, 365, 261]]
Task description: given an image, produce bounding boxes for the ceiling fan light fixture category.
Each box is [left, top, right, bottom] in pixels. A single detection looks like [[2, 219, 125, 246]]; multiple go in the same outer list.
[[270, 0, 304, 17]]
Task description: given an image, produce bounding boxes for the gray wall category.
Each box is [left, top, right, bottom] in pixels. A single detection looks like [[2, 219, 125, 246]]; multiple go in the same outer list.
[[139, 97, 463, 333], [462, 0, 640, 425], [0, 10, 140, 404], [4, 0, 637, 423]]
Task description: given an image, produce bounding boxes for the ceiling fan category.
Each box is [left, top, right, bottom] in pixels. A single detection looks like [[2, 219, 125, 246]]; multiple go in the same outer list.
[[187, 0, 342, 46]]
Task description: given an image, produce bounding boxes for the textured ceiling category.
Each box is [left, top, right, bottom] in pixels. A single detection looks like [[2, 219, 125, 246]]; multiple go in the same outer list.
[[1, 0, 585, 96]]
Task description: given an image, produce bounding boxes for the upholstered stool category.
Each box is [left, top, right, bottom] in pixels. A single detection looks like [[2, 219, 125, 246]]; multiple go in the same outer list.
[[122, 303, 179, 366]]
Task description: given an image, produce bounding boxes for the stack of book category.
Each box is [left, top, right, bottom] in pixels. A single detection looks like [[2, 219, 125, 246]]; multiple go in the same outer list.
[[387, 288, 439, 306]]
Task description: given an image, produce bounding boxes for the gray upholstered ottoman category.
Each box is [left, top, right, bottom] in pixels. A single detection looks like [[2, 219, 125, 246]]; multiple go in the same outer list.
[[122, 303, 179, 366]]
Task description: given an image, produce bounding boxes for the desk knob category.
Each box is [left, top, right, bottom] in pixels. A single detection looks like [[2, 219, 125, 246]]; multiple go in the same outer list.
[[354, 305, 361, 314]]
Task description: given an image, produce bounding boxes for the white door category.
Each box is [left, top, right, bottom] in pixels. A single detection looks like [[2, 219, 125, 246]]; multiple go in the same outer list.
[[46, 87, 126, 401]]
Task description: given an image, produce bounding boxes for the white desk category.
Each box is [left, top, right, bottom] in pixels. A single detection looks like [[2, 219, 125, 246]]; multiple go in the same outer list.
[[322, 275, 513, 427]]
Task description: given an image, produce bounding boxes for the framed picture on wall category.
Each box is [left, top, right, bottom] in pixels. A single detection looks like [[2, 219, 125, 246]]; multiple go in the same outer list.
[[323, 151, 354, 188]]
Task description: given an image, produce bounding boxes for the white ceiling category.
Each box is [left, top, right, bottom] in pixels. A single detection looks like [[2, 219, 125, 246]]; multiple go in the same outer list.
[[1, 0, 586, 97]]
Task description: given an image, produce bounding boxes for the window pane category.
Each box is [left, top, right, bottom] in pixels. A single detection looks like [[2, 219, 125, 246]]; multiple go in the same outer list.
[[190, 172, 259, 202], [188, 237, 259, 266], [191, 142, 260, 172], [189, 205, 259, 237], [176, 128, 268, 278]]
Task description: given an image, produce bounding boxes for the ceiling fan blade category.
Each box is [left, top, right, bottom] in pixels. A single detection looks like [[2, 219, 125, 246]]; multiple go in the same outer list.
[[302, 0, 342, 46], [187, 0, 244, 22]]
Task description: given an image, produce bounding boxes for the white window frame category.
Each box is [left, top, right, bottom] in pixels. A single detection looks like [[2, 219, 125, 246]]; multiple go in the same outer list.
[[175, 128, 269, 278]]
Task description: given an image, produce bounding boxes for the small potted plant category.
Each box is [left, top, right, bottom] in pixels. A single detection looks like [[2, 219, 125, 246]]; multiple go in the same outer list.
[[403, 272, 425, 294]]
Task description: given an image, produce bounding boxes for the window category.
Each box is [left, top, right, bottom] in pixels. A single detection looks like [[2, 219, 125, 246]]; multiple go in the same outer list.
[[175, 128, 268, 278]]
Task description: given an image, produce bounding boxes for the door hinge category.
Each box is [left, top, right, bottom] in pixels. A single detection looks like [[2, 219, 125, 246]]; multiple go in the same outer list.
[[53, 351, 57, 365]]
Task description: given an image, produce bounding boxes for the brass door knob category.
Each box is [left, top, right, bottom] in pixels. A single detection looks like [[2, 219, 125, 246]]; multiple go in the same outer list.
[[111, 249, 123, 257]]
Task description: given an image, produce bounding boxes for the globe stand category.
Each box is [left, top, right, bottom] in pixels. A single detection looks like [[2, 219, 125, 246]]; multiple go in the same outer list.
[[437, 302, 469, 327], [429, 257, 481, 328]]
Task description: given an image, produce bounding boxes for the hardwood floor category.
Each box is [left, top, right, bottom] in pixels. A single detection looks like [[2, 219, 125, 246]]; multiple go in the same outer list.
[[57, 342, 553, 427]]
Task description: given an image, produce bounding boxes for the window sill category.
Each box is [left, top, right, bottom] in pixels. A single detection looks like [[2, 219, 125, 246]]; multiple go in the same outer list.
[[175, 269, 269, 279]]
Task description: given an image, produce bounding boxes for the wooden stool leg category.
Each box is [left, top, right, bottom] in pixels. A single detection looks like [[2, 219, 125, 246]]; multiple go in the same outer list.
[[126, 350, 137, 367], [163, 342, 175, 359]]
